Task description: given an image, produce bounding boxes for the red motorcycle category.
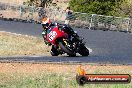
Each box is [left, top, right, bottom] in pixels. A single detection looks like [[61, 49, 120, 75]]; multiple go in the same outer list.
[[42, 23, 89, 56]]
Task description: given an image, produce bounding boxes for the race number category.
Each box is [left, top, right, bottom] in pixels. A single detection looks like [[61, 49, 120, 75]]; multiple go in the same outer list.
[[48, 31, 57, 41]]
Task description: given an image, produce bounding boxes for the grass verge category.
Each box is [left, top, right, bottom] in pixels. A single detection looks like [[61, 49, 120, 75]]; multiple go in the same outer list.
[[0, 31, 51, 56], [0, 63, 131, 88], [1, 73, 131, 88]]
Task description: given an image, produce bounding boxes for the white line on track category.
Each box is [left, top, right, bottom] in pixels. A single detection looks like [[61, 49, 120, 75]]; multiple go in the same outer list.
[[0, 31, 36, 38]]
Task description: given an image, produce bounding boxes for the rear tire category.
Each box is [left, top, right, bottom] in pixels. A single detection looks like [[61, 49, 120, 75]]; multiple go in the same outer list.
[[59, 42, 76, 57], [78, 45, 89, 56]]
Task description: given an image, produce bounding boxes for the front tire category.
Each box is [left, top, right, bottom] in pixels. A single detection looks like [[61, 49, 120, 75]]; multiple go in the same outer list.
[[59, 42, 76, 57], [50, 45, 59, 56]]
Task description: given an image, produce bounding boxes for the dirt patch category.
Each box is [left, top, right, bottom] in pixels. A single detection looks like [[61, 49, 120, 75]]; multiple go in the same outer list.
[[0, 63, 132, 76], [0, 0, 27, 5]]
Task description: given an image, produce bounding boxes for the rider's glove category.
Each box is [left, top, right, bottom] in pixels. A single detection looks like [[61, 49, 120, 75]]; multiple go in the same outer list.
[[44, 40, 51, 46]]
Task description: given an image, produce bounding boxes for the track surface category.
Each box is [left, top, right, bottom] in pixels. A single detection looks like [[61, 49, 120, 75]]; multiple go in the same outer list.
[[0, 20, 132, 64]]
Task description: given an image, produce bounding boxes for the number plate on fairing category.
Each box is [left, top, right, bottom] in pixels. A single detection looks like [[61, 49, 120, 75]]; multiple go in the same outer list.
[[48, 31, 57, 41]]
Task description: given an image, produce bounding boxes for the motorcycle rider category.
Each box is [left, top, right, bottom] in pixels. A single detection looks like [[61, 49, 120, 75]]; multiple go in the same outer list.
[[41, 16, 79, 44], [41, 17, 52, 46], [41, 16, 80, 55]]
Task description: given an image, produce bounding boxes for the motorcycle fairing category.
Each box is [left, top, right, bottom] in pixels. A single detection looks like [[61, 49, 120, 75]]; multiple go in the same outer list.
[[47, 26, 68, 44]]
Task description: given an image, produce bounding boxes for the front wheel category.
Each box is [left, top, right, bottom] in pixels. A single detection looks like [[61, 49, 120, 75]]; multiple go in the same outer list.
[[59, 41, 76, 57], [50, 45, 59, 56]]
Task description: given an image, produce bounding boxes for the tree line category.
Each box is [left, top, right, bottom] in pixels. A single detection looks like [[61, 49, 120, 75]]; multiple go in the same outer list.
[[23, 0, 132, 18], [69, 0, 132, 18]]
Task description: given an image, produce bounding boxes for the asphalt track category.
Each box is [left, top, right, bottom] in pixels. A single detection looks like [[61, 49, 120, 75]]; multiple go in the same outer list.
[[0, 20, 132, 64]]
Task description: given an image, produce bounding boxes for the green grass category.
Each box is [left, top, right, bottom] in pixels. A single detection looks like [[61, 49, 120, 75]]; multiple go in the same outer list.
[[0, 73, 131, 88]]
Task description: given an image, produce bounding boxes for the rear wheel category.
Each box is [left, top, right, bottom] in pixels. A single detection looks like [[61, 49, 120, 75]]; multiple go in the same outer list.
[[78, 45, 89, 56], [59, 41, 76, 57]]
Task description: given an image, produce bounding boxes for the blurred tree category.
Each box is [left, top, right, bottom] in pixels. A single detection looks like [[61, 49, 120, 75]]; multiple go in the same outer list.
[[118, 0, 132, 18], [69, 0, 124, 17]]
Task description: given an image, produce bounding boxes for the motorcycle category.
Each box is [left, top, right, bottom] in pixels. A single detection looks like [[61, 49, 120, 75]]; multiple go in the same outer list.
[[42, 23, 89, 57]]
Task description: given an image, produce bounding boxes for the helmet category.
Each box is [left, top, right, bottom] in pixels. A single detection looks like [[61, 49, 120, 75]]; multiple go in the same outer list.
[[42, 17, 51, 29]]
